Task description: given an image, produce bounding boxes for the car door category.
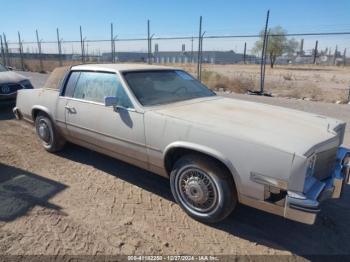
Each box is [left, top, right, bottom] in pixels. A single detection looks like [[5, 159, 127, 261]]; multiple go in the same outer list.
[[64, 71, 148, 169]]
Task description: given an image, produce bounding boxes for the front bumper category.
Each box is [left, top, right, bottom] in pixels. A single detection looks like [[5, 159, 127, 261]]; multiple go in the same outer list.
[[0, 93, 17, 101], [285, 147, 350, 224]]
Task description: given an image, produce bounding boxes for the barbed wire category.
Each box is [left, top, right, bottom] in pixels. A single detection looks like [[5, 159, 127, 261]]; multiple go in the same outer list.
[[5, 31, 350, 45]]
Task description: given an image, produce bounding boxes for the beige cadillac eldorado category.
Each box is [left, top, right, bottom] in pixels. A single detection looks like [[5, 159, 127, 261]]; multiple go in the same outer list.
[[13, 64, 350, 224]]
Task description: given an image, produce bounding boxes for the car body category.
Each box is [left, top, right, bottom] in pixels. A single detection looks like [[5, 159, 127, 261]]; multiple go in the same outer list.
[[13, 64, 350, 224], [0, 64, 33, 101]]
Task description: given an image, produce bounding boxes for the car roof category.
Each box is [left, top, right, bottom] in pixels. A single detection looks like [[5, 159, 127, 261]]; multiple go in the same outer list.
[[71, 63, 178, 72]]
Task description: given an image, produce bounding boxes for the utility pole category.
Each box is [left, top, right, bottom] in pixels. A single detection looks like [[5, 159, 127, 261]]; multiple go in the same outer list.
[[343, 48, 347, 66], [313, 40, 318, 64], [80, 26, 85, 63], [197, 16, 202, 80], [18, 31, 24, 70], [57, 28, 63, 66], [260, 10, 270, 94], [243, 42, 247, 64], [36, 30, 43, 72]]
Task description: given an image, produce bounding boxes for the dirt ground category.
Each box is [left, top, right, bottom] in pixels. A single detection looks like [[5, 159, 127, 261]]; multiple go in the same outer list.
[[0, 72, 350, 260], [181, 64, 350, 103]]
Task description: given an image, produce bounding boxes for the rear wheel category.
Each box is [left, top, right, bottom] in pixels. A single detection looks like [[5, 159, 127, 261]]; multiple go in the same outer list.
[[35, 113, 65, 152], [170, 154, 237, 223]]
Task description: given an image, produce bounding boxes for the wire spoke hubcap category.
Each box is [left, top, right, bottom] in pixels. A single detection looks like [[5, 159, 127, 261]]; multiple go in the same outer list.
[[38, 120, 50, 143], [177, 168, 217, 213]]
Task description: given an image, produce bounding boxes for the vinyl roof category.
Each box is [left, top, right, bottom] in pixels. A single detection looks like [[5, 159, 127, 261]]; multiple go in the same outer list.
[[71, 63, 178, 72]]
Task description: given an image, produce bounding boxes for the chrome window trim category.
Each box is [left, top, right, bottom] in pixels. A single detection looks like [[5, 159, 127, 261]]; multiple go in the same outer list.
[[60, 69, 137, 111], [64, 96, 137, 112]]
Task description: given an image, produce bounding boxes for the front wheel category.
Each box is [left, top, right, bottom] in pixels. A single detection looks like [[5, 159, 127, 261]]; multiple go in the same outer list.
[[170, 154, 237, 223], [35, 113, 65, 152]]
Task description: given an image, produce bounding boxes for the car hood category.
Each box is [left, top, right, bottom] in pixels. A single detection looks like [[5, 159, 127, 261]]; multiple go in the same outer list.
[[0, 71, 28, 84], [152, 96, 345, 156]]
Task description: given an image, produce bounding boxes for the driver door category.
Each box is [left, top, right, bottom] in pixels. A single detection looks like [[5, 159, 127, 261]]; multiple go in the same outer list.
[[64, 71, 148, 169]]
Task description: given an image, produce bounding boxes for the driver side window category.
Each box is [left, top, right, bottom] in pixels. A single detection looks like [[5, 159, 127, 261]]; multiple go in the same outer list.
[[72, 71, 133, 108]]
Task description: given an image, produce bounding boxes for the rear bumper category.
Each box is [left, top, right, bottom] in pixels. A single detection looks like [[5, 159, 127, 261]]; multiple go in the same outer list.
[[285, 147, 350, 224]]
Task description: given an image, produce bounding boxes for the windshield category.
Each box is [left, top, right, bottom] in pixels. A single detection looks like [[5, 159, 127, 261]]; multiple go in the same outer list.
[[123, 70, 215, 106], [0, 64, 8, 72]]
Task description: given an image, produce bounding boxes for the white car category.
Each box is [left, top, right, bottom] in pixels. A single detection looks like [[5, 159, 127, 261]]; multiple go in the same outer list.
[[13, 64, 350, 224]]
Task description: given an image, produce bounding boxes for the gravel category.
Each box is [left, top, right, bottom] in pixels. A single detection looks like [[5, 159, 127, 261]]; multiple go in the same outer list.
[[0, 71, 349, 258]]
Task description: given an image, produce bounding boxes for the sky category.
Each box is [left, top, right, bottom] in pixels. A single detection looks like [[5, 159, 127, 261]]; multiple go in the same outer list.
[[1, 0, 350, 55]]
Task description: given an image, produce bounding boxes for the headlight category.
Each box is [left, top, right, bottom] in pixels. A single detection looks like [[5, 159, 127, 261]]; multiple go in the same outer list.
[[19, 79, 33, 89]]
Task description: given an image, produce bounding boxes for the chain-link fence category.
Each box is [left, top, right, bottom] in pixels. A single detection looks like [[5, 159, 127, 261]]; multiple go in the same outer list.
[[1, 18, 350, 103]]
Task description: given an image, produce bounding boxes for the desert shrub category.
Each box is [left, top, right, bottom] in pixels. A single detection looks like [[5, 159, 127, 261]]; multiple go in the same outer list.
[[201, 70, 253, 93]]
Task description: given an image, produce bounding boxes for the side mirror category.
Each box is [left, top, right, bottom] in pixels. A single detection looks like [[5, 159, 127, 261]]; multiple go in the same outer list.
[[104, 96, 118, 107]]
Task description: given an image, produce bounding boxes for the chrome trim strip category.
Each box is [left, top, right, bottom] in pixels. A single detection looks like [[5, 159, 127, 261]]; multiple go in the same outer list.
[[0, 91, 17, 96], [250, 172, 288, 190], [70, 135, 149, 167]]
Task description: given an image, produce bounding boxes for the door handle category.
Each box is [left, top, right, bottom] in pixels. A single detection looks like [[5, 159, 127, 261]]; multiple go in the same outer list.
[[65, 105, 76, 113]]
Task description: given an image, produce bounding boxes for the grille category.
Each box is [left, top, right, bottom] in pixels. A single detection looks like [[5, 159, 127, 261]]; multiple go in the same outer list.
[[313, 147, 338, 180], [0, 83, 22, 95]]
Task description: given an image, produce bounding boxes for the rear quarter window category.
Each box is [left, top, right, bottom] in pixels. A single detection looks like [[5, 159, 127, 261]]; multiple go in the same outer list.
[[63, 71, 80, 97]]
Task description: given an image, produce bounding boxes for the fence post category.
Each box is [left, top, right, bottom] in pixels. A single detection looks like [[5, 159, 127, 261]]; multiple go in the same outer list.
[[313, 40, 318, 64], [333, 45, 338, 65], [3, 33, 10, 66], [191, 36, 194, 64], [199, 31, 206, 80], [197, 16, 202, 80], [262, 29, 270, 90], [0, 35, 5, 66], [57, 28, 63, 67], [243, 42, 247, 64], [36, 30, 43, 72], [18, 31, 24, 70], [111, 23, 114, 63], [260, 10, 270, 94], [147, 20, 151, 64], [343, 48, 347, 66], [80, 26, 85, 63]]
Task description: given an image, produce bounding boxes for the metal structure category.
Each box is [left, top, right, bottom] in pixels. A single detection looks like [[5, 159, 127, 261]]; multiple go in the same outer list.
[[259, 10, 270, 94], [313, 40, 318, 64], [243, 42, 247, 64], [36, 30, 43, 72], [1, 12, 350, 98], [18, 31, 24, 70], [344, 48, 347, 66], [197, 16, 202, 80], [57, 28, 63, 66], [0, 35, 5, 66], [3, 33, 10, 66], [147, 20, 151, 64], [110, 23, 118, 63], [80, 26, 85, 63]]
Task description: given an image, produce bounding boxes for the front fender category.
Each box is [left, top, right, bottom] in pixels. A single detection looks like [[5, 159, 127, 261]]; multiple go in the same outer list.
[[163, 141, 243, 193]]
